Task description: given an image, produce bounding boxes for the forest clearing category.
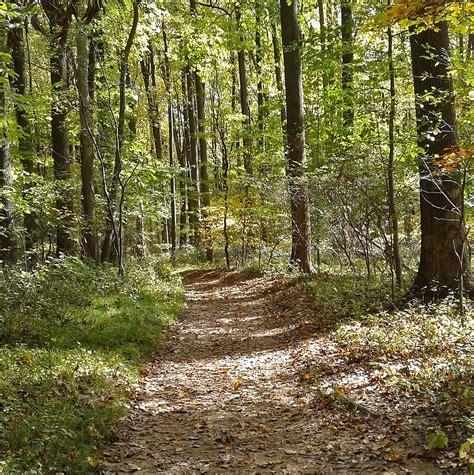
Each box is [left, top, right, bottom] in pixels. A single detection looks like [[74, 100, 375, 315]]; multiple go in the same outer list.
[[0, 0, 473, 472]]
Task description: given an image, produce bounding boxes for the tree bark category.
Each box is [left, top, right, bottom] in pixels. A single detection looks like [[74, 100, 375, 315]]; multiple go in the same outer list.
[[236, 5, 252, 176], [409, 20, 471, 298], [185, 67, 200, 243], [8, 15, 37, 255], [76, 23, 98, 261], [280, 0, 312, 274], [50, 33, 76, 256], [140, 44, 163, 163], [271, 22, 286, 135], [180, 69, 191, 246], [195, 78, 213, 261], [163, 29, 177, 252], [101, 0, 139, 266], [387, 20, 403, 288], [255, 1, 265, 150], [0, 27, 16, 264], [341, 0, 354, 128], [173, 102, 187, 248], [317, 0, 328, 89]]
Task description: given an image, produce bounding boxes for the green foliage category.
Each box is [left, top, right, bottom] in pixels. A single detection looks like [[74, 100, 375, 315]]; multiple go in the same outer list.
[[336, 296, 471, 363], [426, 429, 449, 450], [459, 436, 474, 474], [334, 289, 472, 465], [306, 273, 397, 322], [0, 258, 184, 473]]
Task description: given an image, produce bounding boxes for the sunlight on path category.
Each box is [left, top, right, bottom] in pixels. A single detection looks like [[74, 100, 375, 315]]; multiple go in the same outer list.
[[101, 270, 440, 474]]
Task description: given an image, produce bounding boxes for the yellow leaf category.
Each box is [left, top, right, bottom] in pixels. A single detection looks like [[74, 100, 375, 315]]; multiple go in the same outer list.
[[87, 455, 100, 467], [385, 447, 405, 462], [299, 372, 311, 382], [24, 352, 33, 366], [232, 377, 242, 391]]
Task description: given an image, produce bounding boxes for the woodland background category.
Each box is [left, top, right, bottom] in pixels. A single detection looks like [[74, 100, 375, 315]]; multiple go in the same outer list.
[[0, 0, 472, 472]]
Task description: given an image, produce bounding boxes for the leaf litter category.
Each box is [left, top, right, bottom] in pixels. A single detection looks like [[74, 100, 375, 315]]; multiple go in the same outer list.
[[100, 270, 465, 474]]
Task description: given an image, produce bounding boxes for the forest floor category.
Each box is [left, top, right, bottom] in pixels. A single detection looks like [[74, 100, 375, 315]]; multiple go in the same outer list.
[[100, 270, 466, 474]]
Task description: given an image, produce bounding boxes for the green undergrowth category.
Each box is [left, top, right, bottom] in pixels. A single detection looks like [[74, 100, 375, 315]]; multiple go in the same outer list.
[[337, 296, 472, 469], [306, 273, 472, 468], [0, 257, 184, 473], [306, 272, 398, 323]]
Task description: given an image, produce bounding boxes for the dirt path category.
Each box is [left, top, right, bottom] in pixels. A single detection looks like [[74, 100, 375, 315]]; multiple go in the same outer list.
[[101, 270, 442, 474]]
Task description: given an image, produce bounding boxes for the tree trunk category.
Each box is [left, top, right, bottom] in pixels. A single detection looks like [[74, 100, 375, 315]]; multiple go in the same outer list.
[[180, 69, 191, 246], [280, 0, 312, 274], [140, 44, 163, 162], [185, 67, 200, 243], [8, 16, 37, 255], [255, 1, 265, 150], [271, 22, 287, 138], [101, 0, 139, 268], [317, 0, 328, 89], [163, 29, 177, 252], [168, 101, 177, 252], [173, 103, 188, 248], [409, 20, 471, 299], [195, 78, 213, 261], [341, 0, 354, 128], [135, 201, 146, 258], [50, 34, 76, 256], [387, 20, 403, 288], [88, 33, 96, 102], [0, 27, 16, 264], [236, 5, 252, 176], [76, 23, 98, 261]]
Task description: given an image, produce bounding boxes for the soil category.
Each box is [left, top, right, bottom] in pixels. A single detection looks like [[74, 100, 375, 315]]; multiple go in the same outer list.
[[100, 270, 448, 474]]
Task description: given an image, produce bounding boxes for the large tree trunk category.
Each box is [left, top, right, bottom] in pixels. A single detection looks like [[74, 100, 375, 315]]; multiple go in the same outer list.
[[280, 0, 312, 274], [409, 20, 471, 299], [76, 23, 98, 261], [8, 16, 37, 255], [50, 34, 76, 256]]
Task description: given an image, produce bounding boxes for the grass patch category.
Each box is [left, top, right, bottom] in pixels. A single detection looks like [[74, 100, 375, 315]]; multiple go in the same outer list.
[[0, 257, 184, 473]]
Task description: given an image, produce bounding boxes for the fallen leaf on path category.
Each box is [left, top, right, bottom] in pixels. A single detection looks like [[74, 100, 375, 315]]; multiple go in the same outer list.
[[232, 377, 242, 391], [385, 447, 405, 462]]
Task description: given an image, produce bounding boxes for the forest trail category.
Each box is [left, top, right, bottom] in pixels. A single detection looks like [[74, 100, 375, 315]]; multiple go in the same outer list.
[[101, 270, 441, 474]]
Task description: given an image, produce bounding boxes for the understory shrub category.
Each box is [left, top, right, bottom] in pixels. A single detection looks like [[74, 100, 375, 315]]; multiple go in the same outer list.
[[0, 257, 183, 473]]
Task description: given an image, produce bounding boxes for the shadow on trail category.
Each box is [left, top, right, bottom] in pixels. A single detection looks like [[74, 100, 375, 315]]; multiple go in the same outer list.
[[101, 269, 443, 474], [157, 270, 321, 363]]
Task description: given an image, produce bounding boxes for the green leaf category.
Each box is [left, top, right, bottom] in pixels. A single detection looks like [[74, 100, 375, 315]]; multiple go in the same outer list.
[[426, 430, 448, 450]]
